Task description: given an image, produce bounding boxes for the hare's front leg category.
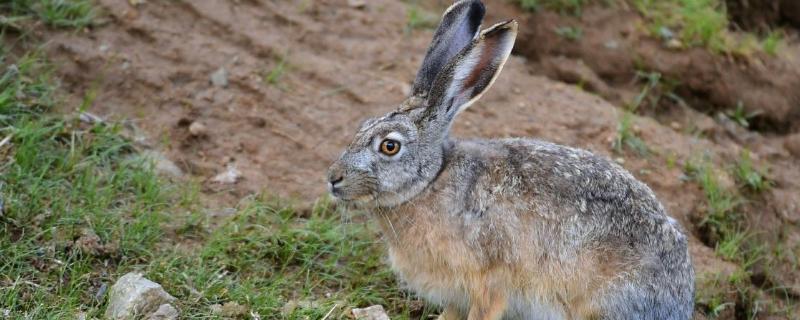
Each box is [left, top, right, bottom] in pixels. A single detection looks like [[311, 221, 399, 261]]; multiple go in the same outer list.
[[467, 285, 508, 320]]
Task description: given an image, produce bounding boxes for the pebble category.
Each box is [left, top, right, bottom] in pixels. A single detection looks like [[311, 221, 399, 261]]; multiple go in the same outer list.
[[148, 304, 179, 320], [188, 121, 208, 137], [140, 150, 184, 178], [347, 0, 366, 9], [665, 38, 683, 50], [210, 67, 229, 88], [211, 164, 242, 184], [658, 26, 675, 40], [352, 305, 390, 320], [105, 273, 176, 320]]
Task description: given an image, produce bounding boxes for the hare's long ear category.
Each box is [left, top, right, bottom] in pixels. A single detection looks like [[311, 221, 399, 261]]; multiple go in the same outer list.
[[411, 0, 485, 96], [418, 20, 517, 136]]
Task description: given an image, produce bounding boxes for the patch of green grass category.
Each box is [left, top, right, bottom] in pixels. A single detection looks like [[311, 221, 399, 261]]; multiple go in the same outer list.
[[695, 247, 768, 318], [517, 0, 587, 15], [1, 0, 95, 29], [631, 0, 729, 52], [695, 273, 736, 318], [685, 157, 795, 318], [0, 53, 169, 318], [0, 51, 421, 318], [684, 160, 740, 236], [612, 70, 683, 155], [725, 101, 760, 128], [146, 197, 431, 319], [761, 30, 783, 56], [715, 231, 751, 261], [612, 111, 648, 155], [264, 53, 289, 88], [630, 0, 784, 55], [732, 150, 770, 193], [626, 70, 684, 113]]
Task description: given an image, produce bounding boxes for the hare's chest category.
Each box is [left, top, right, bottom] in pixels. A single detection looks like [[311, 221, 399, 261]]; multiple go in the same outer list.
[[383, 223, 478, 306]]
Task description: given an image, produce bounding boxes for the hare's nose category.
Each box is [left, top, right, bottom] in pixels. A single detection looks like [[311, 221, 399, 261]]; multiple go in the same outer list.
[[329, 175, 344, 187]]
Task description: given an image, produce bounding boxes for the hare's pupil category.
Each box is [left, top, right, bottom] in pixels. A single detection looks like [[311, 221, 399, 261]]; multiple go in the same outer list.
[[381, 139, 400, 155]]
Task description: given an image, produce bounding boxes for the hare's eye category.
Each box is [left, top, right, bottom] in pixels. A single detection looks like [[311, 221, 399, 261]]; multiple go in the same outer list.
[[380, 139, 401, 156]]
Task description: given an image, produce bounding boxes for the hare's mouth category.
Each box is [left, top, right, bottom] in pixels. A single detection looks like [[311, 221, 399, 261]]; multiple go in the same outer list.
[[329, 184, 374, 203]]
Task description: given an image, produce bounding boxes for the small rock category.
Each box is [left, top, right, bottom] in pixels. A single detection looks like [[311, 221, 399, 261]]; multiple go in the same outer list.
[[79, 112, 105, 124], [352, 305, 389, 320], [209, 304, 223, 315], [188, 121, 208, 137], [670, 121, 681, 130], [95, 282, 109, 302], [141, 151, 184, 178], [665, 38, 683, 50], [105, 273, 176, 320], [211, 164, 242, 184], [220, 301, 248, 318], [210, 67, 229, 88], [603, 40, 619, 49], [658, 26, 675, 40], [614, 157, 625, 165], [148, 304, 179, 320], [347, 0, 366, 9]]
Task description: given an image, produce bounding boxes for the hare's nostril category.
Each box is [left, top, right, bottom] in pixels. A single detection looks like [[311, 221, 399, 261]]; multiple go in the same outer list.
[[329, 175, 344, 187]]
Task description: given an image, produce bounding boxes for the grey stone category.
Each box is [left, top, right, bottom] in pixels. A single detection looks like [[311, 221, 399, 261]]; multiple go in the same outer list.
[[211, 164, 241, 184], [141, 151, 184, 178], [105, 273, 176, 320], [210, 67, 228, 87], [188, 121, 208, 137], [352, 305, 389, 320], [147, 304, 179, 320]]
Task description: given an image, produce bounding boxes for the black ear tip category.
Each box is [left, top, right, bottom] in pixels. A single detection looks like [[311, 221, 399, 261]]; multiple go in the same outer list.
[[467, 1, 486, 28], [468, 0, 486, 14], [449, 0, 484, 28]]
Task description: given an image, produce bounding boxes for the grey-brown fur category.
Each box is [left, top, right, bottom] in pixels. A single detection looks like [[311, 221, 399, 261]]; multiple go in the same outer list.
[[327, 1, 694, 319]]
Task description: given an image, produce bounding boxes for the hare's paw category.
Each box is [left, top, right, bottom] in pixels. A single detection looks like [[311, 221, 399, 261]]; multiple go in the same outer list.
[[436, 305, 463, 320]]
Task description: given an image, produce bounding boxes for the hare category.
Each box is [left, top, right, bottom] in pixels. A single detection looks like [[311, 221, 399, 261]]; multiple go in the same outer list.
[[326, 0, 694, 319]]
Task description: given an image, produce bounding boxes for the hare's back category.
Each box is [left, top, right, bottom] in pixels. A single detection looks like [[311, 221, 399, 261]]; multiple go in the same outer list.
[[452, 138, 671, 228]]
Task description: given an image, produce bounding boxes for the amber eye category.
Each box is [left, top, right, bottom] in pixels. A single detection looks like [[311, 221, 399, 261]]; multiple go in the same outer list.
[[379, 139, 401, 156]]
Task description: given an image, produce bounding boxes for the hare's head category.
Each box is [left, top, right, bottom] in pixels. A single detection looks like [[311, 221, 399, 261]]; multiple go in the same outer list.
[[327, 0, 517, 208]]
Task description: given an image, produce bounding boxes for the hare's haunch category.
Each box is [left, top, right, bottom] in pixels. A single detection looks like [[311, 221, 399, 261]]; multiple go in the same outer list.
[[327, 1, 694, 319]]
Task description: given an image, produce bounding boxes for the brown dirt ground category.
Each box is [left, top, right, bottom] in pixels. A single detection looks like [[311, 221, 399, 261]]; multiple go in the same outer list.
[[37, 0, 800, 318]]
